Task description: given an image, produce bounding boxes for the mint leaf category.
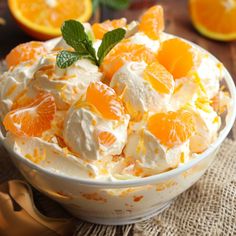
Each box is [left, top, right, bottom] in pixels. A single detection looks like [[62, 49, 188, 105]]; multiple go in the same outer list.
[[56, 51, 81, 69], [100, 0, 130, 10], [97, 28, 126, 65]]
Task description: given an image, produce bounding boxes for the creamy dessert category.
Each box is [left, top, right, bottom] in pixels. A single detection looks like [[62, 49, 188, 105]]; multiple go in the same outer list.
[[0, 5, 231, 181]]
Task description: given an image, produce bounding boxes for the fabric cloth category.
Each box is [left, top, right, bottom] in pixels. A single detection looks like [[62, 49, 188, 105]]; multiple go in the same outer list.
[[0, 138, 235, 236]]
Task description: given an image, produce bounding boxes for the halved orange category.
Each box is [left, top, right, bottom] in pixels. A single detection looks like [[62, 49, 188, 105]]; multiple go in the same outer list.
[[3, 93, 56, 137], [92, 18, 127, 40], [139, 5, 164, 40], [8, 0, 92, 40], [86, 81, 124, 120], [157, 38, 195, 79], [147, 109, 196, 148], [189, 0, 236, 41], [6, 41, 47, 68]]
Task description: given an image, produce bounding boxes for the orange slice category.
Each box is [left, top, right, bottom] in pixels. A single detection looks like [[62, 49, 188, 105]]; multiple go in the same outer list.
[[143, 61, 174, 94], [3, 93, 56, 137], [98, 131, 116, 146], [92, 18, 127, 40], [189, 0, 236, 41], [139, 5, 164, 40], [86, 81, 124, 120], [157, 38, 195, 79], [8, 0, 92, 40], [101, 41, 156, 80], [147, 109, 196, 148], [6, 41, 47, 68]]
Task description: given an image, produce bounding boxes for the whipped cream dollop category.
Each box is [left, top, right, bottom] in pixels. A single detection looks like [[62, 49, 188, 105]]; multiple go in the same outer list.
[[63, 105, 130, 160], [110, 62, 171, 118]]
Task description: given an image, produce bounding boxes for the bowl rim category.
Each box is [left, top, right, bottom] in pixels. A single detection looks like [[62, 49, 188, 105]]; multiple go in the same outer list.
[[1, 37, 236, 188]]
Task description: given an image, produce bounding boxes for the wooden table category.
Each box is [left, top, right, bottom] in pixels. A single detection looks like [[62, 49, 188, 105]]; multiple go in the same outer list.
[[0, 0, 236, 84]]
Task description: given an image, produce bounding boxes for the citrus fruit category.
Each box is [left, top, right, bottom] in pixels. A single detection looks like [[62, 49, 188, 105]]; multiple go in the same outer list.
[[189, 0, 236, 41], [139, 5, 164, 40], [157, 38, 195, 79], [86, 81, 124, 120], [8, 0, 92, 40], [101, 41, 156, 80], [147, 109, 196, 148], [5, 41, 47, 68], [98, 131, 116, 146], [92, 18, 127, 40], [143, 61, 175, 94], [3, 93, 56, 137]]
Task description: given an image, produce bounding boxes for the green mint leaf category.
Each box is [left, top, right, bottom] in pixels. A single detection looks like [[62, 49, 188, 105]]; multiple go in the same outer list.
[[97, 28, 126, 65], [56, 51, 81, 69], [61, 20, 89, 52], [100, 0, 130, 10]]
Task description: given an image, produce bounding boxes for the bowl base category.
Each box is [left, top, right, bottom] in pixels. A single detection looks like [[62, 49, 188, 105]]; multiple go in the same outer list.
[[66, 200, 172, 225]]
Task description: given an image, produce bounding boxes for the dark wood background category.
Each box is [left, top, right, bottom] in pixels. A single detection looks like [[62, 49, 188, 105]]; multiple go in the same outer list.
[[0, 0, 236, 81]]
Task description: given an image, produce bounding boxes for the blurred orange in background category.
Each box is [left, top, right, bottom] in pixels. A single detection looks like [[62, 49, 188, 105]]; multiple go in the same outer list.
[[8, 0, 92, 40], [189, 0, 236, 41]]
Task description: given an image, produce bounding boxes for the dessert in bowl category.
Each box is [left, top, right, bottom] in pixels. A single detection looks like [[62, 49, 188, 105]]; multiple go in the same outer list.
[[0, 6, 235, 225]]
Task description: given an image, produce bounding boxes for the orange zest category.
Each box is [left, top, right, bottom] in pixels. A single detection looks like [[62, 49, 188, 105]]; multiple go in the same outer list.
[[189, 0, 236, 41], [143, 61, 175, 94], [8, 0, 92, 40], [98, 131, 116, 146], [157, 38, 195, 79], [92, 18, 127, 40], [101, 41, 156, 80], [6, 41, 47, 68], [3, 93, 56, 137], [86, 81, 124, 120], [147, 109, 196, 148], [139, 5, 164, 40]]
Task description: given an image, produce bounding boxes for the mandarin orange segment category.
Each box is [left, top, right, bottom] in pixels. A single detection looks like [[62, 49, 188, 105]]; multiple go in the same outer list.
[[98, 131, 116, 146], [139, 5, 164, 40], [147, 109, 196, 148], [86, 81, 124, 120], [157, 38, 195, 79], [101, 42, 156, 80], [143, 62, 175, 94], [189, 0, 236, 41], [6, 41, 47, 68], [92, 18, 127, 40], [3, 93, 56, 137]]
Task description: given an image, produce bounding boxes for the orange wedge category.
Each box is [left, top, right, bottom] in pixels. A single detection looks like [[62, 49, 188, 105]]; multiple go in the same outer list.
[[147, 109, 196, 148], [8, 0, 92, 40], [98, 131, 116, 147], [189, 0, 236, 41], [3, 93, 56, 137]]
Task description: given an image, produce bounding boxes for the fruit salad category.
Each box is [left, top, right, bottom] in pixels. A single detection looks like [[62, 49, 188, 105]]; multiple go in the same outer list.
[[0, 6, 231, 181]]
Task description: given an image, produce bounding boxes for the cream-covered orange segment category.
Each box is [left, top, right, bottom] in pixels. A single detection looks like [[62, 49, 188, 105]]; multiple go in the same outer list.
[[101, 41, 156, 80], [139, 5, 164, 40], [147, 109, 196, 148], [6, 41, 47, 68], [86, 81, 124, 120], [144, 61, 175, 94], [98, 131, 117, 147], [92, 18, 127, 40], [157, 38, 195, 79], [3, 93, 56, 137]]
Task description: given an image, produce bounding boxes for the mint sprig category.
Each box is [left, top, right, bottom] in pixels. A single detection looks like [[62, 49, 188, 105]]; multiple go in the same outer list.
[[56, 20, 126, 69]]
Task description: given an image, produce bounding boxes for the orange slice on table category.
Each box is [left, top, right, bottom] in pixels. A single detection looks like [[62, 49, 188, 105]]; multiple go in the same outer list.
[[189, 0, 236, 41], [143, 61, 175, 94], [8, 0, 92, 40], [92, 18, 127, 40], [139, 5, 164, 40], [157, 38, 195, 79], [5, 41, 47, 68], [147, 109, 196, 148], [86, 81, 124, 120], [3, 93, 56, 137], [101, 41, 156, 80]]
